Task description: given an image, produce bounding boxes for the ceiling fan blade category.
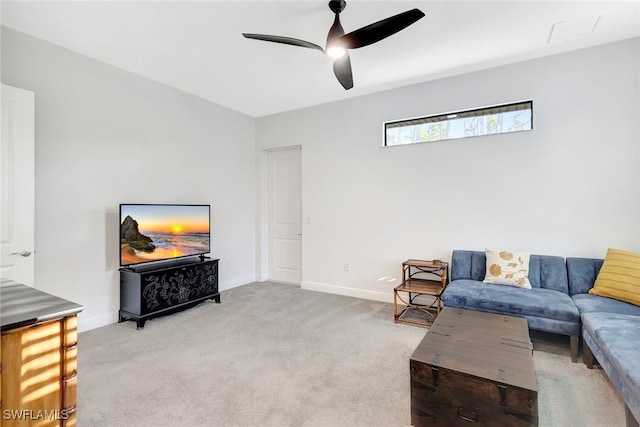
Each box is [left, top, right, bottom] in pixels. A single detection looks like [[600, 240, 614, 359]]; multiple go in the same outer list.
[[333, 53, 353, 90], [242, 33, 325, 53], [340, 8, 425, 50]]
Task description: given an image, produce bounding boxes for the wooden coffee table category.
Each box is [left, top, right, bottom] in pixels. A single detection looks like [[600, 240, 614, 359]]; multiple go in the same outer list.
[[410, 308, 538, 426]]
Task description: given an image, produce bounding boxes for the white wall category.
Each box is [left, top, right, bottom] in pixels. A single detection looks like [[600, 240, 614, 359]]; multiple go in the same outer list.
[[3, 25, 638, 326], [1, 27, 257, 331], [257, 38, 640, 302]]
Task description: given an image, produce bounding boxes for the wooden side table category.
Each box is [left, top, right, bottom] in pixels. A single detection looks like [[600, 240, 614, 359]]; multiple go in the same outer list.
[[394, 259, 449, 327]]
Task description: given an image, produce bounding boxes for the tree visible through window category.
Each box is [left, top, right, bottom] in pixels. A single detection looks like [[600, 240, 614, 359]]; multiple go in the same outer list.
[[384, 101, 533, 147]]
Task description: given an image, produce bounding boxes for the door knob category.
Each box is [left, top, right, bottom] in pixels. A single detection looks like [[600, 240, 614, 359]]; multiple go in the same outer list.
[[10, 250, 32, 257]]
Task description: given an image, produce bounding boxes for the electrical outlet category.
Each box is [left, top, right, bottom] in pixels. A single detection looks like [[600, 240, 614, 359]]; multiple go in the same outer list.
[[344, 263, 350, 272]]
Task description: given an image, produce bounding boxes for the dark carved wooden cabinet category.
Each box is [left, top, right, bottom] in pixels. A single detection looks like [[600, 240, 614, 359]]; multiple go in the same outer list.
[[119, 257, 220, 329]]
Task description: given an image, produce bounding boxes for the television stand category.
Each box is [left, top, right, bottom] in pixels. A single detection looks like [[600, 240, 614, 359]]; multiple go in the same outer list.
[[119, 257, 219, 330]]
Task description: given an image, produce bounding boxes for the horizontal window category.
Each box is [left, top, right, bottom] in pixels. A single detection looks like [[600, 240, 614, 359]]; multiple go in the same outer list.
[[384, 100, 533, 147]]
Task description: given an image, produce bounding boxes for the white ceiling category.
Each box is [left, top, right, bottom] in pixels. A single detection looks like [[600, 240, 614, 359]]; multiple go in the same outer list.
[[2, 1, 639, 117]]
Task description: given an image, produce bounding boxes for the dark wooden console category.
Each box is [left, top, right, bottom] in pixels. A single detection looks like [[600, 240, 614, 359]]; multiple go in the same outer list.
[[119, 257, 220, 329]]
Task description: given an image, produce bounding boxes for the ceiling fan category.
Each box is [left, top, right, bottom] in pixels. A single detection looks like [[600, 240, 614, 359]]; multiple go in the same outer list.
[[243, 1, 425, 90]]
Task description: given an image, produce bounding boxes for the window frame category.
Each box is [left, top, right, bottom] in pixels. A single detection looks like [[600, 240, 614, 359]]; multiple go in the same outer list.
[[383, 100, 533, 147]]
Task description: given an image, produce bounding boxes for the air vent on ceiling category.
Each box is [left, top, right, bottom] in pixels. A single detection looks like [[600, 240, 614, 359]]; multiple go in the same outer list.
[[548, 15, 601, 43]]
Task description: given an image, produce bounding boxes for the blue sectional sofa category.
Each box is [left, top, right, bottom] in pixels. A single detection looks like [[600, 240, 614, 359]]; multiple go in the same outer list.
[[567, 257, 640, 427], [440, 250, 640, 425], [441, 250, 581, 362]]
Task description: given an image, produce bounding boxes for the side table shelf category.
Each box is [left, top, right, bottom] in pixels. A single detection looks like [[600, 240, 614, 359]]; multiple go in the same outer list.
[[394, 259, 449, 327]]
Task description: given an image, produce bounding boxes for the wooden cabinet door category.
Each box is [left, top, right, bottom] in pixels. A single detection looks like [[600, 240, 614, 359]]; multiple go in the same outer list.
[[1, 320, 62, 427]]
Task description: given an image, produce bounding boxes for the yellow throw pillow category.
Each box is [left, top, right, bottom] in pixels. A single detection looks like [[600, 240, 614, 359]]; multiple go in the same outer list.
[[483, 248, 532, 289], [589, 248, 640, 306]]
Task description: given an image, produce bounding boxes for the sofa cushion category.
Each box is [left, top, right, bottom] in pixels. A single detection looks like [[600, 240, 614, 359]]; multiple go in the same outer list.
[[442, 279, 579, 324], [589, 248, 640, 306], [566, 257, 604, 296], [451, 250, 569, 293], [572, 293, 640, 316], [483, 248, 532, 289], [582, 312, 640, 421]]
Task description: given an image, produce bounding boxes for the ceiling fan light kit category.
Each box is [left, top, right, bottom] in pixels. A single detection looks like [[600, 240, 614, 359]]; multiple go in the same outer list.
[[242, 1, 425, 90], [326, 46, 347, 59]]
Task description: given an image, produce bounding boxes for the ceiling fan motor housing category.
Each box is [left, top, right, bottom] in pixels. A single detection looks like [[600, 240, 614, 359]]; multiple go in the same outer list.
[[329, 1, 347, 14]]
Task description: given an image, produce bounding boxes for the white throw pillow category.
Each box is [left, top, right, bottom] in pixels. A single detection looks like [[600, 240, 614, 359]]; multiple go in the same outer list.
[[483, 248, 532, 289]]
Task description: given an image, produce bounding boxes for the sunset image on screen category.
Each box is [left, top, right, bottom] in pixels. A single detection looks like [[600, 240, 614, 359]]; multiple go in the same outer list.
[[120, 205, 210, 266]]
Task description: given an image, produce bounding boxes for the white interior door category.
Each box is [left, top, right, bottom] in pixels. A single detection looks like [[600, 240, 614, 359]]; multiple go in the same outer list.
[[268, 147, 301, 284], [1, 84, 35, 286]]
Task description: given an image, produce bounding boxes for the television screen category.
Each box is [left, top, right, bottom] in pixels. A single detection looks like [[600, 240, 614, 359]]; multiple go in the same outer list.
[[120, 204, 210, 267]]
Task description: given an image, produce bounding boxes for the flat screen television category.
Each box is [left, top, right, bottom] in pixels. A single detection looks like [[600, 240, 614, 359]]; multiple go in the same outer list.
[[120, 204, 211, 267]]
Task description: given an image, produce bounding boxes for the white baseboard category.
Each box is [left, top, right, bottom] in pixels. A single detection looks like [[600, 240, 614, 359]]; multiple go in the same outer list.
[[78, 275, 257, 332], [302, 281, 393, 304], [219, 275, 256, 291], [78, 311, 119, 333]]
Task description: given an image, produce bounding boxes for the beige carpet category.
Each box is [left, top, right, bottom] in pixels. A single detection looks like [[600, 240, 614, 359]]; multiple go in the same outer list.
[[78, 281, 624, 426]]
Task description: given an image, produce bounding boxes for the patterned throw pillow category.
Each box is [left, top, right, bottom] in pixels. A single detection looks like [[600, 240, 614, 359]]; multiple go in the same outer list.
[[483, 248, 532, 289], [589, 248, 640, 306]]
